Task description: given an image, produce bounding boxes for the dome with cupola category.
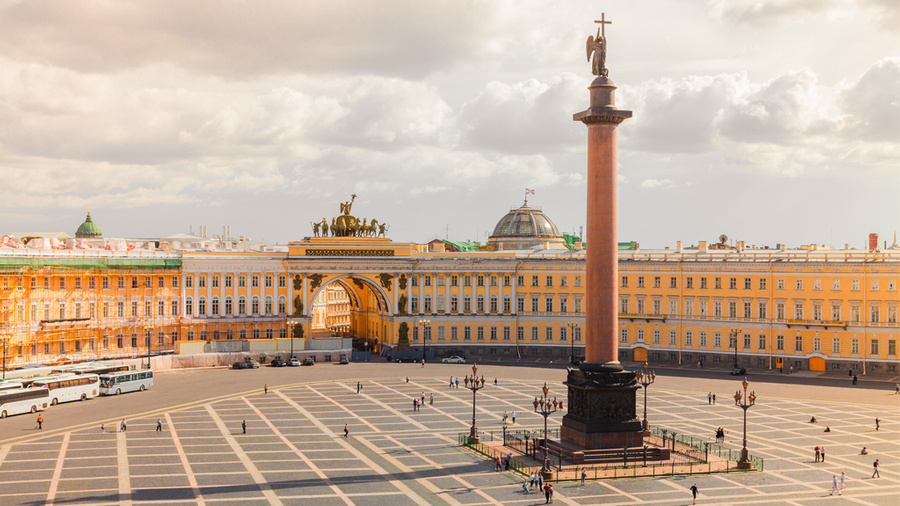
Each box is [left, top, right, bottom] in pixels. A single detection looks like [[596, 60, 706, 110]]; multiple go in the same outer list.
[[487, 201, 567, 250], [75, 211, 102, 238]]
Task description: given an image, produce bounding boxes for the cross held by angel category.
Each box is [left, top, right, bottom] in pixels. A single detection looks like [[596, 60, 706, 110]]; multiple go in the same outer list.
[[586, 14, 611, 76]]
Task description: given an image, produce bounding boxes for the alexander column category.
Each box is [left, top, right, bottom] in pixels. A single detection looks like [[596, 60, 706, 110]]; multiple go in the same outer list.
[[561, 14, 644, 451]]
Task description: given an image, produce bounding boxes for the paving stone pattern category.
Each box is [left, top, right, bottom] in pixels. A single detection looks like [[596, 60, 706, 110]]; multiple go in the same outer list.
[[0, 376, 897, 505]]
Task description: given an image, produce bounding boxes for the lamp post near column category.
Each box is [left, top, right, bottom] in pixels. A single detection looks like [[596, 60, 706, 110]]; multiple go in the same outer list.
[[417, 319, 431, 363], [636, 362, 655, 432], [464, 364, 485, 442], [533, 382, 560, 477], [733, 378, 757, 469], [566, 322, 579, 365]]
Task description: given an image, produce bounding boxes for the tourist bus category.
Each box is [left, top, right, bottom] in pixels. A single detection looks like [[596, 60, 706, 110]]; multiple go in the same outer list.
[[29, 374, 100, 404], [0, 381, 24, 392], [0, 387, 50, 418], [63, 363, 132, 376], [99, 370, 153, 395]]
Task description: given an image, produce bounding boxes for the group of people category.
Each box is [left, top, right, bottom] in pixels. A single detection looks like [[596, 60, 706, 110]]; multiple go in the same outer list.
[[502, 411, 517, 424], [448, 376, 460, 388], [707, 392, 716, 404], [412, 392, 433, 411], [714, 427, 726, 443]]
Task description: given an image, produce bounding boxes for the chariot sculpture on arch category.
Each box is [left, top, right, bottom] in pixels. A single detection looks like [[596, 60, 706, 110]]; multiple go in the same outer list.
[[311, 194, 389, 237]]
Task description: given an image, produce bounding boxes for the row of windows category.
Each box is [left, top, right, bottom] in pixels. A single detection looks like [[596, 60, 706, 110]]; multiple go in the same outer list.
[[6, 299, 181, 321], [185, 274, 287, 289], [410, 274, 582, 289], [409, 294, 583, 314], [2, 275, 179, 291], [622, 275, 896, 292], [620, 297, 898, 323], [621, 328, 898, 356], [185, 296, 287, 316], [412, 324, 583, 342]]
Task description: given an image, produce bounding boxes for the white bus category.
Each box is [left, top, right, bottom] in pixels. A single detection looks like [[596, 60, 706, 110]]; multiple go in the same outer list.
[[99, 370, 153, 395], [0, 380, 24, 392], [0, 388, 49, 418], [29, 374, 100, 405]]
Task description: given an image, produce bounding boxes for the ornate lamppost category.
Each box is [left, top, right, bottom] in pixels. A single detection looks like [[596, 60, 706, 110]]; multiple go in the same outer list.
[[636, 362, 655, 432], [566, 322, 579, 365], [532, 382, 560, 476], [733, 378, 757, 469], [463, 364, 485, 442], [417, 319, 431, 363]]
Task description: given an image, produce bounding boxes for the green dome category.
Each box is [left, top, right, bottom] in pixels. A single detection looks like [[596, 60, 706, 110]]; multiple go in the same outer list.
[[75, 212, 102, 238]]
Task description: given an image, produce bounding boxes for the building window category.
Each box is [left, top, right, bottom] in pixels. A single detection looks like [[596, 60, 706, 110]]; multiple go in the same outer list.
[[560, 276, 567, 287], [776, 302, 785, 320], [545, 276, 553, 287], [794, 279, 802, 290], [463, 296, 471, 313], [574, 276, 581, 287], [464, 275, 471, 287], [669, 330, 677, 345], [620, 297, 628, 314], [503, 326, 510, 341], [225, 297, 233, 315], [871, 339, 879, 355], [251, 296, 260, 314], [686, 277, 693, 289], [477, 327, 484, 341], [278, 275, 286, 288], [637, 276, 644, 288], [813, 279, 821, 291], [729, 278, 737, 289], [265, 275, 273, 288], [743, 301, 751, 318], [238, 297, 246, 315], [728, 301, 737, 318], [670, 277, 677, 289], [489, 275, 497, 287], [715, 277, 722, 289], [476, 295, 484, 313], [424, 275, 432, 287], [713, 301, 722, 317], [620, 328, 627, 343], [477, 275, 484, 287], [851, 338, 859, 354], [423, 295, 432, 313], [451, 275, 458, 287], [531, 327, 538, 341], [794, 335, 803, 352], [758, 301, 767, 319], [794, 302, 804, 320], [776, 335, 783, 350], [516, 275, 524, 286], [198, 297, 206, 315], [531, 275, 539, 287], [450, 295, 458, 313], [490, 295, 498, 313], [700, 277, 707, 289], [464, 326, 471, 341], [239, 275, 246, 288], [758, 334, 766, 350], [685, 331, 693, 346], [411, 296, 419, 313], [451, 327, 458, 341], [653, 330, 660, 344], [545, 297, 553, 313], [545, 327, 552, 342], [871, 279, 879, 291], [265, 296, 273, 315], [699, 331, 707, 346], [870, 304, 880, 323], [252, 276, 259, 288], [653, 276, 661, 288], [212, 276, 219, 288], [888, 339, 896, 356], [637, 328, 644, 343], [574, 297, 582, 314], [759, 278, 767, 290], [517, 326, 524, 341], [653, 299, 661, 314], [185, 298, 193, 315], [503, 296, 511, 314], [637, 299, 645, 314], [437, 294, 445, 312]]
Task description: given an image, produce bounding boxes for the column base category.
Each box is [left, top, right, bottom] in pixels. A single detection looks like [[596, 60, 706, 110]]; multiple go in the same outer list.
[[561, 366, 644, 450]]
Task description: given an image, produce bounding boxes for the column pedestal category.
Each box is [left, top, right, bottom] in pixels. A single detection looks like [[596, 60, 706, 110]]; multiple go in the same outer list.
[[560, 367, 644, 449]]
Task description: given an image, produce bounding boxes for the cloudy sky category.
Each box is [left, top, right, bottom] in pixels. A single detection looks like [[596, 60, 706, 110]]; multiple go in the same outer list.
[[0, 0, 897, 248]]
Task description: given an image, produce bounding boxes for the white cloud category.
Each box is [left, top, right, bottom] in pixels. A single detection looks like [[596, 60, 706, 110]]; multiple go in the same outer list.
[[641, 178, 673, 189]]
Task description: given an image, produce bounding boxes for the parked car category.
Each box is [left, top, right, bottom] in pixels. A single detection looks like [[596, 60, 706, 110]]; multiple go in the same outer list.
[[269, 357, 285, 367], [287, 358, 301, 367], [441, 356, 466, 364], [338, 355, 349, 365], [232, 361, 249, 369], [730, 367, 746, 376], [301, 358, 315, 366], [244, 357, 260, 369], [396, 356, 419, 363]]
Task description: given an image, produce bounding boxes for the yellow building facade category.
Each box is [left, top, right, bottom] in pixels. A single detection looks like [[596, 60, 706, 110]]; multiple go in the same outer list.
[[1, 209, 897, 375]]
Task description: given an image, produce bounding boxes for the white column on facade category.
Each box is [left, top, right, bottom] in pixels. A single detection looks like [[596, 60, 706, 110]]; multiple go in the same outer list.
[[393, 273, 398, 315], [302, 273, 308, 316], [431, 272, 436, 315]]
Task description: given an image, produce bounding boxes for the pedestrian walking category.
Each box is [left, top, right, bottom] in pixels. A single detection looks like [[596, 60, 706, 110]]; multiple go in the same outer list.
[[840, 471, 846, 490], [821, 446, 826, 462], [449, 376, 454, 388], [544, 483, 553, 503], [37, 415, 43, 430], [875, 417, 880, 431], [522, 478, 530, 494], [503, 410, 508, 423], [790, 364, 793, 374], [344, 424, 349, 438], [360, 385, 364, 394], [494, 378, 497, 386], [872, 459, 880, 478], [264, 384, 268, 395], [100, 423, 105, 433], [495, 456, 502, 471], [537, 472, 544, 489], [357, 381, 361, 393], [814, 445, 820, 462], [156, 418, 162, 432], [421, 358, 425, 368], [512, 411, 516, 423], [712, 393, 716, 404], [690, 483, 699, 504], [830, 475, 839, 495], [413, 398, 418, 411], [429, 393, 433, 405], [241, 420, 246, 434], [406, 376, 409, 384], [581, 467, 586, 485], [895, 382, 899, 394], [421, 392, 425, 406], [455, 378, 459, 388], [120, 419, 127, 432], [504, 453, 511, 470], [708, 392, 712, 405]]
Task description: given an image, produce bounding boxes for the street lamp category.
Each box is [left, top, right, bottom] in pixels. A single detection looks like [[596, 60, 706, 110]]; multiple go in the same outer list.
[[532, 382, 560, 476], [417, 319, 431, 363], [566, 322, 579, 365], [636, 362, 655, 432], [733, 378, 757, 469], [463, 364, 486, 442], [730, 328, 742, 370]]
